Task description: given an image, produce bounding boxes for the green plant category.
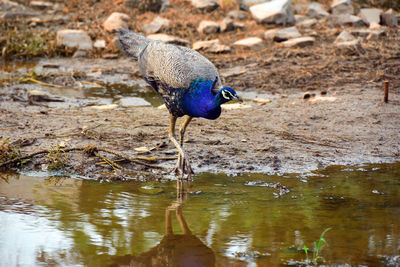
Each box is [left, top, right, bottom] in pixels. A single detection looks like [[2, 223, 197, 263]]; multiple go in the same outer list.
[[47, 144, 69, 170], [304, 227, 331, 265], [0, 138, 21, 163]]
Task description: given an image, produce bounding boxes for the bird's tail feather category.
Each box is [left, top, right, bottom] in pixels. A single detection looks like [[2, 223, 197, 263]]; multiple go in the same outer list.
[[118, 28, 150, 60]]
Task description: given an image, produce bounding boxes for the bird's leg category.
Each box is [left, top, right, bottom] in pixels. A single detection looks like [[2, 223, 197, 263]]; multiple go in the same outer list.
[[179, 116, 192, 147], [168, 115, 193, 179], [178, 116, 193, 175], [169, 115, 187, 178]]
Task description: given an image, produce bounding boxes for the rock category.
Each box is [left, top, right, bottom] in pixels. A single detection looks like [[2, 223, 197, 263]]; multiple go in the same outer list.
[[326, 14, 365, 27], [227, 10, 247, 20], [56, 29, 92, 50], [358, 8, 382, 27], [220, 18, 245, 32], [191, 0, 219, 12], [306, 2, 329, 19], [220, 18, 234, 32], [263, 29, 279, 41], [192, 39, 231, 53], [0, 0, 39, 19], [89, 104, 118, 110], [124, 0, 169, 13], [94, 39, 106, 48], [30, 1, 54, 9], [197, 20, 220, 34], [147, 34, 190, 46], [296, 18, 317, 27], [281, 36, 314, 47], [334, 30, 356, 43], [102, 12, 130, 32], [142, 16, 170, 34], [250, 0, 295, 26], [381, 9, 398, 27], [233, 37, 264, 49], [335, 39, 364, 55], [119, 97, 151, 107], [333, 31, 365, 55], [274, 26, 301, 42], [330, 0, 353, 15]]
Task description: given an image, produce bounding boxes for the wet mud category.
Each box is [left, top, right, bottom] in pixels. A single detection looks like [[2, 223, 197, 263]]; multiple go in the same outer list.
[[1, 56, 399, 180]]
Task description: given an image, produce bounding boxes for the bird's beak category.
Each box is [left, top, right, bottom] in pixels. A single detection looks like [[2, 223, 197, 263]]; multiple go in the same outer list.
[[235, 95, 243, 102]]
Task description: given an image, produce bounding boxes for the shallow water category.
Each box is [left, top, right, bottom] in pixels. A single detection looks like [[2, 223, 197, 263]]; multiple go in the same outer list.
[[1, 163, 399, 266]]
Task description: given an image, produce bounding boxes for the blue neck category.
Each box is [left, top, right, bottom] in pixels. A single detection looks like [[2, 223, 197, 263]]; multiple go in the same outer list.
[[182, 79, 226, 120]]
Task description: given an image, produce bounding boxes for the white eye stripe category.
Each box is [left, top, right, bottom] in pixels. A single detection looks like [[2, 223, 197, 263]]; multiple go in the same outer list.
[[221, 90, 234, 100]]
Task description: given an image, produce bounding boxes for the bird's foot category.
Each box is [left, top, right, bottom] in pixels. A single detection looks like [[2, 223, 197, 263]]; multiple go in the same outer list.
[[172, 154, 194, 180]]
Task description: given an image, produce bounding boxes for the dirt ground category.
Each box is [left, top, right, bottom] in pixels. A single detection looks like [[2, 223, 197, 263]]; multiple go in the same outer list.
[[1, 0, 399, 180]]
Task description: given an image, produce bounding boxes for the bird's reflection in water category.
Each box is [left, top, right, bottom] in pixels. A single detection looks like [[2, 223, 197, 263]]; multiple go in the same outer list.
[[111, 181, 215, 267]]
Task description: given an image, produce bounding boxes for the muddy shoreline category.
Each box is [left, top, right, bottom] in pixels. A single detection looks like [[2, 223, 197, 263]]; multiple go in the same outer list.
[[1, 57, 399, 180]]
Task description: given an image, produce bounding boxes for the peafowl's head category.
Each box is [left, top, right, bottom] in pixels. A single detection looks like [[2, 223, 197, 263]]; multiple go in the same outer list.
[[219, 87, 242, 104]]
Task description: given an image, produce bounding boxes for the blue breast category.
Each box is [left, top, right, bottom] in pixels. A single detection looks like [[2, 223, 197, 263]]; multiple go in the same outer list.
[[182, 79, 222, 120]]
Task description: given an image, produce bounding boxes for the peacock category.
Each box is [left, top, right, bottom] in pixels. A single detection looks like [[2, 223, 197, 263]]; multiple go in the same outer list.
[[118, 29, 241, 179]]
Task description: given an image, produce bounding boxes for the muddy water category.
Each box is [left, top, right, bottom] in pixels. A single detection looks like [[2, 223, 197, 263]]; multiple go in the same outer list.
[[1, 163, 399, 266]]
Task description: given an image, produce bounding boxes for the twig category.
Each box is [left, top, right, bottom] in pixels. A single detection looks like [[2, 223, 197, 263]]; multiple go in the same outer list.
[[97, 147, 167, 169], [93, 151, 122, 170], [19, 77, 62, 88]]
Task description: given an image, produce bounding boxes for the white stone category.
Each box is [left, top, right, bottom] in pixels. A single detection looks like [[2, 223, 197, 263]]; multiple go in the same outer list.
[[297, 18, 317, 27], [250, 0, 295, 25], [197, 20, 220, 34], [102, 12, 130, 32], [89, 104, 118, 110], [326, 14, 365, 27], [281, 36, 315, 47], [192, 39, 231, 53], [191, 0, 219, 12], [233, 37, 264, 49], [331, 0, 353, 15], [306, 2, 329, 19], [56, 29, 92, 50], [263, 29, 279, 40], [30, 1, 54, 9], [142, 16, 170, 34], [119, 97, 151, 107], [94, 39, 106, 48], [274, 26, 301, 42], [147, 34, 190, 46], [334, 30, 356, 43], [227, 10, 247, 20], [358, 8, 382, 26]]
